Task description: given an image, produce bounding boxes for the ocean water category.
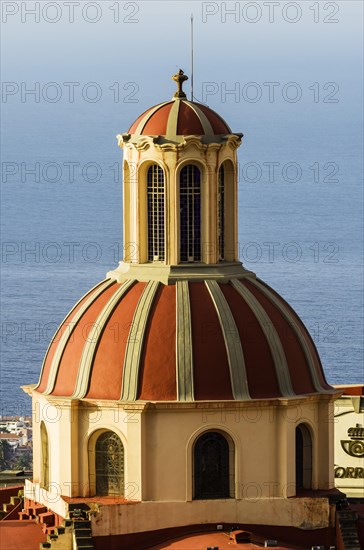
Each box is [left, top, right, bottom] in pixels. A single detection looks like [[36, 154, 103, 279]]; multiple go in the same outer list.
[[1, 1, 363, 415], [1, 95, 363, 416]]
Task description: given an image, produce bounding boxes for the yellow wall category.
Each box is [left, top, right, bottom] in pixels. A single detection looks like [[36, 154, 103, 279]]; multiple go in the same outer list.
[[28, 391, 335, 505], [333, 388, 364, 497]]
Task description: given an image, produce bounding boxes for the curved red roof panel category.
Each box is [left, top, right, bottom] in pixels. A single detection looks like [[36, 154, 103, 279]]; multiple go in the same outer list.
[[138, 284, 177, 401], [36, 277, 334, 402], [127, 99, 231, 138]]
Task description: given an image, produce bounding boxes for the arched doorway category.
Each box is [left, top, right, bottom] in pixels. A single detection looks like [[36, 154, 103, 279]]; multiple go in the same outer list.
[[95, 431, 124, 496], [296, 424, 312, 490], [193, 431, 232, 499]]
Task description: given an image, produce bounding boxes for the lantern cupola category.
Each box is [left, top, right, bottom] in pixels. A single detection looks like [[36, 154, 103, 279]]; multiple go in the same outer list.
[[111, 70, 244, 282]]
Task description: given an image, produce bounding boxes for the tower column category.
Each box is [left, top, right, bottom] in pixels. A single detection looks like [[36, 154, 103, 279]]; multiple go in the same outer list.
[[276, 403, 295, 498], [124, 405, 146, 501], [204, 146, 220, 264], [58, 401, 79, 497], [163, 151, 178, 265]]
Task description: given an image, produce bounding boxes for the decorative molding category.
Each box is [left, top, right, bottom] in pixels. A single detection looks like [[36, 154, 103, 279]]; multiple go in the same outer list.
[[231, 279, 295, 398], [107, 261, 255, 286], [176, 281, 194, 401], [42, 279, 114, 395], [205, 280, 250, 400], [249, 278, 332, 394], [120, 280, 160, 401], [134, 101, 171, 136], [72, 280, 135, 399], [118, 133, 243, 150], [340, 439, 364, 458], [165, 99, 181, 140], [187, 102, 215, 135], [341, 424, 364, 458]]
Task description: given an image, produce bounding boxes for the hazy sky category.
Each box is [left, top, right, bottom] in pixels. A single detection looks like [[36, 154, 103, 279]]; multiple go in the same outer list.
[[1, 1, 363, 163], [2, 1, 363, 103]]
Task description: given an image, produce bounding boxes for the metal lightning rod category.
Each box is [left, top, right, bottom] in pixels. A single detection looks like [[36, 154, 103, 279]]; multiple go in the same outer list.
[[190, 13, 194, 101]]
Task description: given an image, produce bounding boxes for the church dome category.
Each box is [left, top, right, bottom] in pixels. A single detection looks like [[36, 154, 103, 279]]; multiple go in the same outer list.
[[34, 70, 334, 404], [128, 99, 231, 138], [36, 276, 333, 402], [126, 69, 232, 141]]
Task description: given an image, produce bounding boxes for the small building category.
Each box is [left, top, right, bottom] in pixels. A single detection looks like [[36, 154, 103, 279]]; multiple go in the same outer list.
[[334, 385, 364, 498], [0, 433, 23, 450]]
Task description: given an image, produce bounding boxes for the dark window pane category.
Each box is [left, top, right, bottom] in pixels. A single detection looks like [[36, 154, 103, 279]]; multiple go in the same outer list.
[[194, 431, 230, 499], [180, 165, 201, 262], [147, 165, 165, 262]]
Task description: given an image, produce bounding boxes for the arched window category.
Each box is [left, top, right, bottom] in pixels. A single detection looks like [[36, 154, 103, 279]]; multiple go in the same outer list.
[[180, 165, 201, 262], [95, 431, 124, 496], [147, 164, 165, 262], [218, 165, 225, 261], [193, 431, 233, 499], [40, 422, 49, 490], [296, 424, 312, 491]]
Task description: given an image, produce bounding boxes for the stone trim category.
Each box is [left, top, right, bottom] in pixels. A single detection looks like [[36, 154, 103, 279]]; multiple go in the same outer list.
[[43, 279, 114, 395], [165, 99, 181, 140], [133, 101, 171, 136], [72, 280, 135, 399], [176, 281, 194, 401], [231, 279, 295, 398], [120, 281, 160, 401], [186, 101, 215, 136], [107, 261, 255, 285], [205, 280, 250, 400], [250, 278, 330, 394]]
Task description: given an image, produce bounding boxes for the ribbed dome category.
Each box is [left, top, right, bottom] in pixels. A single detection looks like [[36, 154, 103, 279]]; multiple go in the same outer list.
[[128, 99, 232, 139], [36, 277, 333, 402]]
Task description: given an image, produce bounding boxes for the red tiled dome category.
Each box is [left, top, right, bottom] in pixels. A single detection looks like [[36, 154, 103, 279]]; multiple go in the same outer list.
[[36, 277, 333, 402], [128, 99, 231, 138]]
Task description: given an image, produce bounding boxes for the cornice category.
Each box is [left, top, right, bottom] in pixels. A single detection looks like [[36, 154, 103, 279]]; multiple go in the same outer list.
[[117, 133, 243, 152], [107, 261, 255, 285]]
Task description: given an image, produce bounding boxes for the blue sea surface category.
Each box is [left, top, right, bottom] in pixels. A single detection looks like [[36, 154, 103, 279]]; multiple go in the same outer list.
[[1, 95, 363, 416]]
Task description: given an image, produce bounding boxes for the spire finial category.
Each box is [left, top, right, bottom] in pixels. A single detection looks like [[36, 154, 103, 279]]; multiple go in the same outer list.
[[172, 69, 188, 99]]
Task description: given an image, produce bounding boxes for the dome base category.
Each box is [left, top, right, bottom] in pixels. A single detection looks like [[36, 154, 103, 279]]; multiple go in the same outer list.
[[107, 261, 255, 285]]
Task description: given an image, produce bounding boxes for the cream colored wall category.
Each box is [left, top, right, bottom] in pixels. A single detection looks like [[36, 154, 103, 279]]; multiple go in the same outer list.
[[30, 393, 144, 499], [142, 398, 334, 502], [31, 392, 64, 488], [221, 159, 236, 261], [122, 160, 132, 262], [26, 392, 79, 513], [75, 402, 145, 500], [30, 390, 334, 505], [333, 393, 364, 497], [27, 388, 335, 534]]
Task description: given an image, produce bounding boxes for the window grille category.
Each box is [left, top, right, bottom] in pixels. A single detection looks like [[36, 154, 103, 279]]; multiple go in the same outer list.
[[218, 165, 225, 261], [147, 165, 165, 262], [95, 431, 124, 496], [180, 165, 201, 262], [194, 431, 230, 499]]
